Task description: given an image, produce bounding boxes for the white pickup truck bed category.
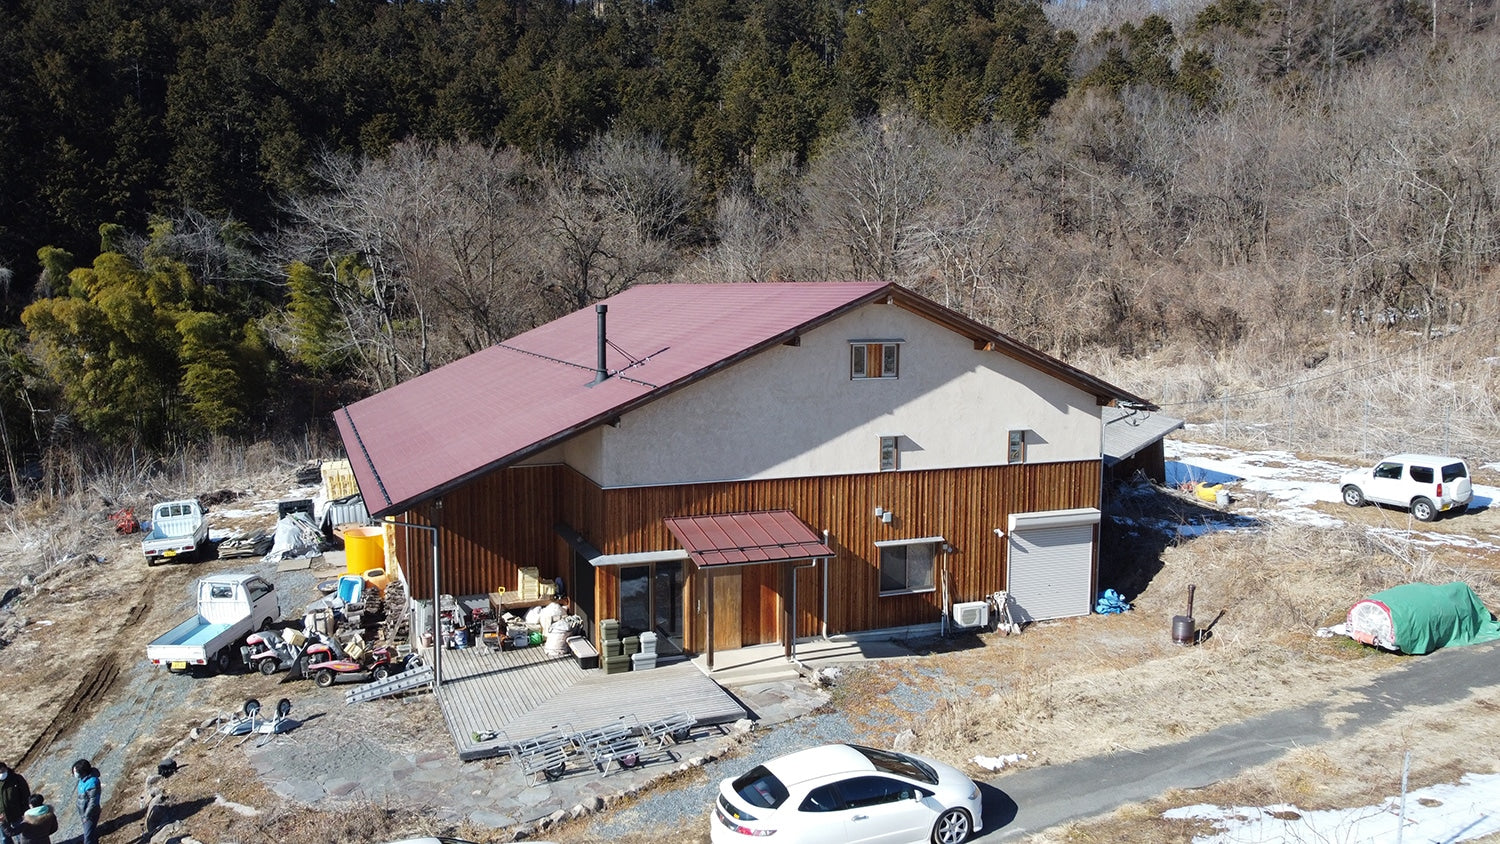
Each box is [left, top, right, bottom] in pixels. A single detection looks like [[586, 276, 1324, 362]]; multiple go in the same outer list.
[[146, 573, 280, 674]]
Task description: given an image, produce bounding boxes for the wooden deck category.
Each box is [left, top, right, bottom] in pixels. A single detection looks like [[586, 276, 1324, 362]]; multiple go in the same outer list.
[[435, 644, 748, 761]]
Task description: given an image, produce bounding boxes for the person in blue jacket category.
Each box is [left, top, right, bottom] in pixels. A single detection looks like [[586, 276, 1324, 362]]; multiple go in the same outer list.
[[71, 761, 99, 844]]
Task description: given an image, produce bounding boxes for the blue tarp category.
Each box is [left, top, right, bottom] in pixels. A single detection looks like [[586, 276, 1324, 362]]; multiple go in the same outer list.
[[1164, 461, 1241, 488]]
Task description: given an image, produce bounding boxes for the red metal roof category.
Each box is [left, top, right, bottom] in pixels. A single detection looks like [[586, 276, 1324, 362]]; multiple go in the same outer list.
[[337, 282, 889, 515], [663, 510, 833, 567]]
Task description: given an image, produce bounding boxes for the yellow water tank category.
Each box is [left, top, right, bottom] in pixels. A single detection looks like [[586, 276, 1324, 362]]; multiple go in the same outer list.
[[344, 526, 385, 575]]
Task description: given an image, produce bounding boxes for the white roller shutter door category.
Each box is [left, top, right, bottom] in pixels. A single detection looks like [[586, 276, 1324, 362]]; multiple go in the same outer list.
[[1006, 508, 1098, 622]]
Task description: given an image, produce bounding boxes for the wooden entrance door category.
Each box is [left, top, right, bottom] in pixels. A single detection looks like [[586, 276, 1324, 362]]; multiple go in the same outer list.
[[704, 563, 787, 654], [741, 563, 782, 646], [709, 567, 743, 652]]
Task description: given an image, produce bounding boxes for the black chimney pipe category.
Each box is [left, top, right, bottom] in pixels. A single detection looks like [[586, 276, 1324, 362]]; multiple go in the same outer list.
[[593, 304, 608, 384]]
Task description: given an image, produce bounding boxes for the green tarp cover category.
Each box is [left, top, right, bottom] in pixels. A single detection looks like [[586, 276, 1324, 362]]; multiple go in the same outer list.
[[1368, 582, 1500, 655]]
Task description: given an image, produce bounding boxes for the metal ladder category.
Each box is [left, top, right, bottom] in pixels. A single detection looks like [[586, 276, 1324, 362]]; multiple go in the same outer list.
[[344, 661, 434, 704]]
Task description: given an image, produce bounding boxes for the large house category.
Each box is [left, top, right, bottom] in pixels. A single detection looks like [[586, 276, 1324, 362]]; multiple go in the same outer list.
[[335, 282, 1150, 665]]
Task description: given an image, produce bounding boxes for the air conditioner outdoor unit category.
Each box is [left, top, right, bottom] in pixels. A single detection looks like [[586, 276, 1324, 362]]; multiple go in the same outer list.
[[952, 601, 989, 629]]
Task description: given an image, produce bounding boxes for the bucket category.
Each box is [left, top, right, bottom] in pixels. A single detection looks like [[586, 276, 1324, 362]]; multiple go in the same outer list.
[[337, 575, 364, 604], [344, 526, 384, 575]]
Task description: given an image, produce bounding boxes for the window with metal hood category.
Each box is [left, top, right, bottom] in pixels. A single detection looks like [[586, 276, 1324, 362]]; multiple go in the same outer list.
[[876, 539, 938, 595]]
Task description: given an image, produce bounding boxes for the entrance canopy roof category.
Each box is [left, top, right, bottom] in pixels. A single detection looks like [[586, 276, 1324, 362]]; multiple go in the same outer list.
[[664, 510, 832, 568]]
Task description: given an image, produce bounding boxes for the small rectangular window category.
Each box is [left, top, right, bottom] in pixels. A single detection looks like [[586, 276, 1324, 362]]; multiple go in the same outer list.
[[879, 542, 935, 594], [1007, 430, 1026, 464], [879, 436, 899, 472], [851, 341, 899, 379]]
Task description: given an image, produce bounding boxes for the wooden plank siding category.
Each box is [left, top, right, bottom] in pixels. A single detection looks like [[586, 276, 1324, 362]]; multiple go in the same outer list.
[[388, 460, 1101, 652]]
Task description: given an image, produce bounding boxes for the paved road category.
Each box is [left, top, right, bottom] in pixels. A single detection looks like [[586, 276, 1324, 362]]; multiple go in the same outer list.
[[972, 641, 1500, 840]]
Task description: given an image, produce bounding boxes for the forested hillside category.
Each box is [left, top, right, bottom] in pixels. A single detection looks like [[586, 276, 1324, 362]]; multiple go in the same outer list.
[[0, 0, 1497, 496]]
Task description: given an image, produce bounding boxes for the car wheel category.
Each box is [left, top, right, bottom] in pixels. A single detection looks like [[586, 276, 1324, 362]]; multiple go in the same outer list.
[[214, 650, 234, 674], [258, 659, 279, 676], [314, 669, 335, 688], [1342, 485, 1365, 507], [931, 808, 972, 844], [1411, 497, 1438, 522]]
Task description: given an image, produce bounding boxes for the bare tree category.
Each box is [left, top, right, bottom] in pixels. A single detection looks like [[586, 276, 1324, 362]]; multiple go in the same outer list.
[[705, 189, 781, 283], [534, 132, 691, 311], [403, 143, 545, 358], [279, 140, 549, 386], [280, 147, 432, 388], [801, 107, 953, 283]]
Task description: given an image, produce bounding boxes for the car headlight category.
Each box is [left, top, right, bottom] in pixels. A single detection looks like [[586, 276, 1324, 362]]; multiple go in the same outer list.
[[968, 781, 980, 801]]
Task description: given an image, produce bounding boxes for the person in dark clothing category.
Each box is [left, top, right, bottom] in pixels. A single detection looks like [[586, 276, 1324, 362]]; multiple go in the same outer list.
[[71, 761, 99, 844], [0, 761, 31, 844], [17, 795, 55, 844]]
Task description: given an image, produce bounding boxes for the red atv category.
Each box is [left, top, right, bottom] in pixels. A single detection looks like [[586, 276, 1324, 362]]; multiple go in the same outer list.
[[304, 637, 400, 687]]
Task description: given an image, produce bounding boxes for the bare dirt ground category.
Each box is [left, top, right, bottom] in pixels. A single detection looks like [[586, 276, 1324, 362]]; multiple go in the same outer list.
[[2, 456, 1500, 844]]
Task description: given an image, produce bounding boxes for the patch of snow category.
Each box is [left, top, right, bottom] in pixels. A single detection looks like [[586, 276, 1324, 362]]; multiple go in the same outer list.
[[1164, 433, 1500, 546], [212, 795, 261, 816], [212, 508, 270, 521], [973, 752, 1028, 771], [1164, 772, 1500, 843]]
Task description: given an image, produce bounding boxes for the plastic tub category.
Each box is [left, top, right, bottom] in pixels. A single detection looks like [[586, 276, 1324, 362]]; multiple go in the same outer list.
[[344, 526, 384, 574]]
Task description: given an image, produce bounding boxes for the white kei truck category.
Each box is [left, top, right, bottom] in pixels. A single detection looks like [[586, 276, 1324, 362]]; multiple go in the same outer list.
[[141, 499, 211, 565], [146, 572, 281, 674]]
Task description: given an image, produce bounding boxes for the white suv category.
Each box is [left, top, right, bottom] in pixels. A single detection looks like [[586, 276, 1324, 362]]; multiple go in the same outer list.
[[1339, 454, 1473, 521]]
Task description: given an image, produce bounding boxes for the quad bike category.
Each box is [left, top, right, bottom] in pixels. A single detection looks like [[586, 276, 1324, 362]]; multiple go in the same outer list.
[[304, 638, 401, 687], [241, 629, 306, 676]]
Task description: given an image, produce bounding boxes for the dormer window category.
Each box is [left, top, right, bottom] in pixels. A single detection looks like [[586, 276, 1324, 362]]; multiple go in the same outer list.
[[851, 340, 900, 379]]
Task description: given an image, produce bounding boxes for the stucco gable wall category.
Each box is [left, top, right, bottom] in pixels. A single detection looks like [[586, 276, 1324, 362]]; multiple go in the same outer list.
[[554, 302, 1100, 488]]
